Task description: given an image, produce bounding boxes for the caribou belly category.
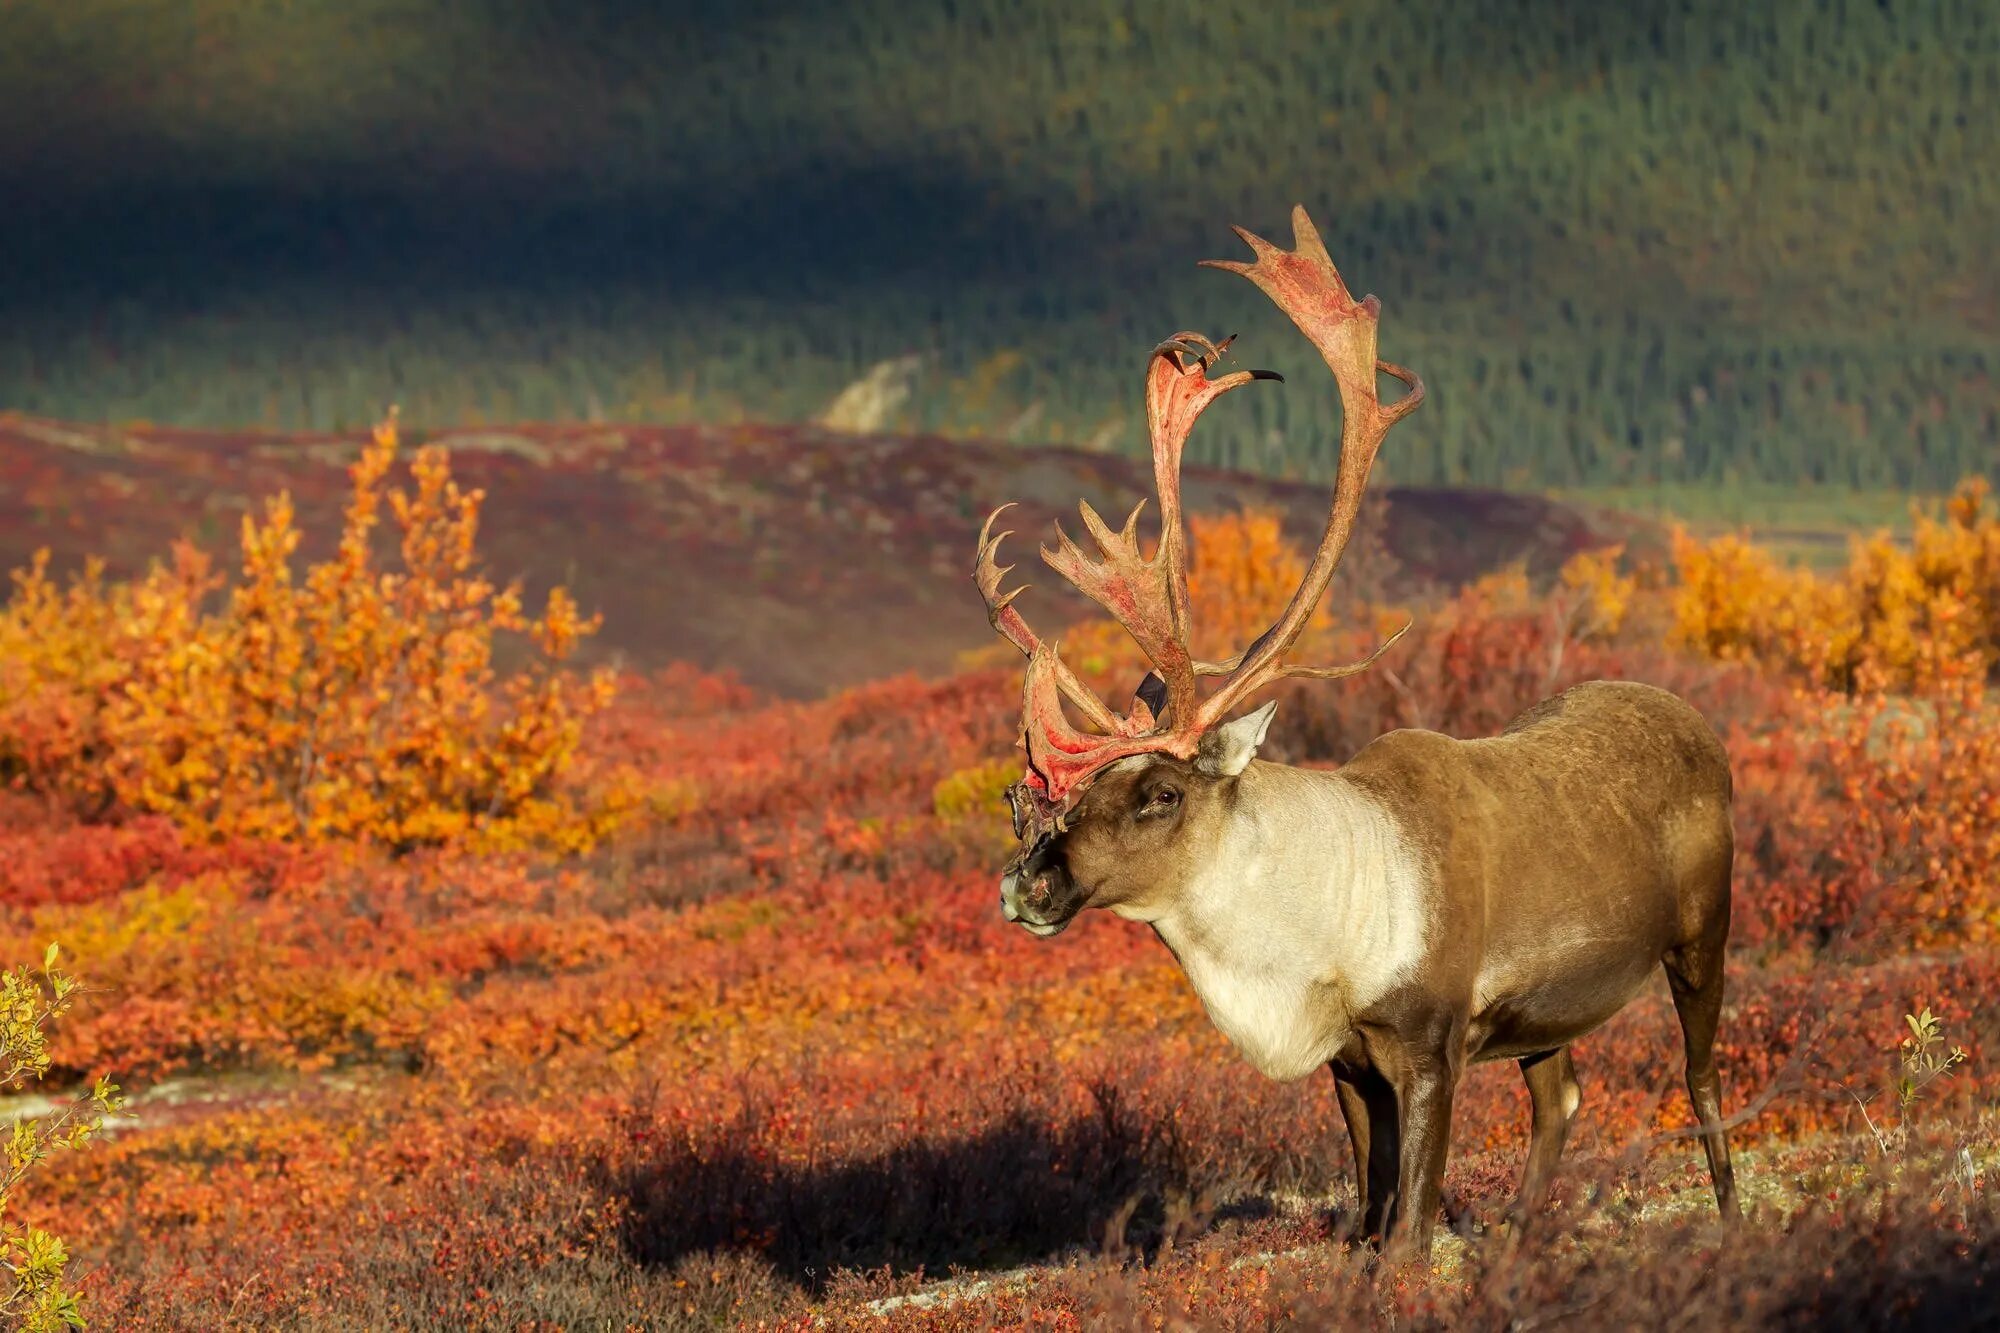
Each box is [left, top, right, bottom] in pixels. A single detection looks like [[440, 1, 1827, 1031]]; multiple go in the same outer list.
[[1467, 938, 1663, 1062]]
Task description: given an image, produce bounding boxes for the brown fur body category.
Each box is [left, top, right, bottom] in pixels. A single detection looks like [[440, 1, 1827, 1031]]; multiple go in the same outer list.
[[1325, 679, 1738, 1243], [1001, 680, 1740, 1250]]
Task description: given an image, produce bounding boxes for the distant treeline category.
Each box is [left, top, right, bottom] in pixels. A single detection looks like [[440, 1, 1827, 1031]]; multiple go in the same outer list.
[[0, 0, 1993, 489]]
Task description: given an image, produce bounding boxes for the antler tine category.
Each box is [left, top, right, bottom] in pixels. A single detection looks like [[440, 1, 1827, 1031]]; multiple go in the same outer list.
[[1212, 221, 1288, 269], [975, 503, 1125, 734], [1072, 495, 1145, 560], [1193, 204, 1426, 728], [1039, 491, 1198, 726], [975, 505, 1028, 625], [1280, 618, 1411, 680]]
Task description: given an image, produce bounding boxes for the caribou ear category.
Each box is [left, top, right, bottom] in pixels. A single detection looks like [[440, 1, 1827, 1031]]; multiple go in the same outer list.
[[1196, 701, 1277, 778]]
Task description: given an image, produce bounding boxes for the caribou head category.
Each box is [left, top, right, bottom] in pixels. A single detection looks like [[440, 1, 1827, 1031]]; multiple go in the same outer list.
[[997, 698, 1280, 936]]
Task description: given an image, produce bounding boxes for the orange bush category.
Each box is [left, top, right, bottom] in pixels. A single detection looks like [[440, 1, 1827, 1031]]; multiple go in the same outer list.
[[0, 414, 626, 851], [1183, 508, 1332, 657]]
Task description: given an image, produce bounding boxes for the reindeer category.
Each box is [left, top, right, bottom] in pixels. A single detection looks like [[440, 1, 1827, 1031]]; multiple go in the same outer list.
[[973, 207, 1739, 1252]]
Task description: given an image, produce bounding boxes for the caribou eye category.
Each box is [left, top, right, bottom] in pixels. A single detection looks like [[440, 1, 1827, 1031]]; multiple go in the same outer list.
[[1142, 785, 1181, 814]]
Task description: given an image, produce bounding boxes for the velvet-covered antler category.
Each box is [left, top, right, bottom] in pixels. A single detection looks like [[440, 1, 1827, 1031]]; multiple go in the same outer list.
[[975, 205, 1422, 807]]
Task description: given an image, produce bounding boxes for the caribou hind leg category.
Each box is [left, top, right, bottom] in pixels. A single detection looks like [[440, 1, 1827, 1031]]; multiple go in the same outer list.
[[1513, 1047, 1580, 1220], [1664, 932, 1740, 1217]]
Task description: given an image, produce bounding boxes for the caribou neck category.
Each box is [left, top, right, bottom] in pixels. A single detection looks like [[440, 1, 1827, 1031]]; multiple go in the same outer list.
[[1137, 762, 1431, 1081]]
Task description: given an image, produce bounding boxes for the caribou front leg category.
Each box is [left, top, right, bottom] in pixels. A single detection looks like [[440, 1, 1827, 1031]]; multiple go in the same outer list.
[[1387, 1047, 1461, 1254], [1332, 1063, 1399, 1243]]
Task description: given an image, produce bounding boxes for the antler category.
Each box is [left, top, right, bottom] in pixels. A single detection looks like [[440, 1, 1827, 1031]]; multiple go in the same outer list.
[[1186, 204, 1423, 729], [973, 334, 1276, 786], [974, 204, 1422, 806]]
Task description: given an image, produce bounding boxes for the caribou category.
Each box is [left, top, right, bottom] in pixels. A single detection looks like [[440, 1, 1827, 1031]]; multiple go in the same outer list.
[[973, 206, 1739, 1252]]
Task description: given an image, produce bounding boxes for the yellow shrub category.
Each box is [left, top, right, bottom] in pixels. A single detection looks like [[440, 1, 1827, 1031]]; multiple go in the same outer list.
[[1668, 527, 1854, 683], [932, 758, 1017, 823], [0, 413, 626, 851], [1668, 478, 2000, 692], [1556, 544, 1635, 639], [1, 945, 124, 1333]]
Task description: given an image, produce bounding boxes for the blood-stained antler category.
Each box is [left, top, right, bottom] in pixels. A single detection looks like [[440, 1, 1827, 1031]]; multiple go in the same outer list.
[[1186, 205, 1423, 728], [975, 205, 1423, 808], [975, 334, 1275, 801]]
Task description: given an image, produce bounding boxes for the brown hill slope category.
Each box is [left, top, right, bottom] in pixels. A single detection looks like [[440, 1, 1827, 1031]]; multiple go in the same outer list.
[[0, 414, 1646, 696]]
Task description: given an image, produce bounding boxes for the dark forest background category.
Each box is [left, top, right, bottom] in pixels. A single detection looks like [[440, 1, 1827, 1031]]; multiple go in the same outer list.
[[1, 0, 1993, 490]]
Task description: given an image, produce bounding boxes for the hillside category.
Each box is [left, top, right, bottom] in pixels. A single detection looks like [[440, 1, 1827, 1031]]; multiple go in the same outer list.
[[2, 1, 1994, 488], [0, 412, 1638, 696]]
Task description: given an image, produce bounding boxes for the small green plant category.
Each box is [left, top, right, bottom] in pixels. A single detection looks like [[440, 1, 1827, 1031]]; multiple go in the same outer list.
[[1831, 1004, 1972, 1161], [1893, 1005, 1968, 1113], [1, 945, 126, 1332]]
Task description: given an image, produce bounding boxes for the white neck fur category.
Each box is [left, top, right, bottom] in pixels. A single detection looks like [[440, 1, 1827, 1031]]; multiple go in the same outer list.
[[1124, 764, 1430, 1081]]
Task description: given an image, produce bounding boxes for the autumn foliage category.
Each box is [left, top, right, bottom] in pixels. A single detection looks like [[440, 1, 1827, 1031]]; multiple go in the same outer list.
[[1670, 477, 2000, 691], [0, 484, 1993, 1327], [0, 414, 624, 851], [0, 947, 124, 1333]]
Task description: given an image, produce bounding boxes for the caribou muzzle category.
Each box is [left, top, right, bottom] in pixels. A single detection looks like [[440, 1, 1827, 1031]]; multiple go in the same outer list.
[[999, 836, 1084, 936]]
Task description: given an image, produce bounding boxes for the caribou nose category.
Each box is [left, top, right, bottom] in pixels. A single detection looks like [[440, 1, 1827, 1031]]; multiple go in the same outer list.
[[999, 870, 1024, 922]]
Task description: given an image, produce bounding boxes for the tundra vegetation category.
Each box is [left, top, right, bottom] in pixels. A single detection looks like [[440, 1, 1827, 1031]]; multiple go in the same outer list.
[[0, 420, 1993, 1326]]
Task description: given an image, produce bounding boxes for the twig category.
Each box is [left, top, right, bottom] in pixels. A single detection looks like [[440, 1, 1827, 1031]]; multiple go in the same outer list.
[[1823, 1075, 1892, 1159]]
